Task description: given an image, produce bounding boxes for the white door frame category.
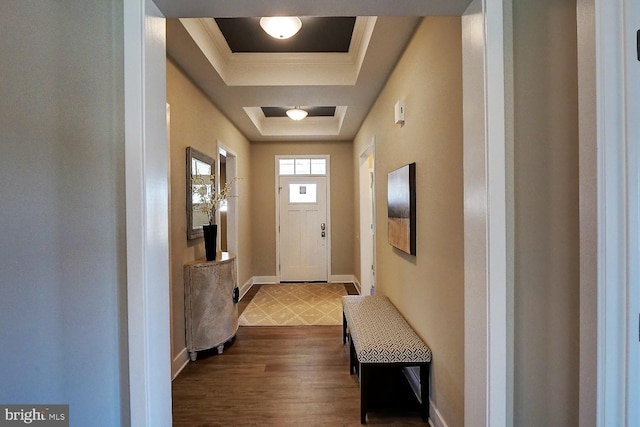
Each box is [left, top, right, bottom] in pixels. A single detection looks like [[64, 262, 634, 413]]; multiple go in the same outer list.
[[595, 0, 639, 425], [217, 142, 238, 256], [462, 0, 511, 424], [477, 0, 510, 424], [124, 0, 638, 425], [623, 1, 640, 423], [274, 155, 331, 283], [123, 0, 172, 426], [359, 140, 376, 296]]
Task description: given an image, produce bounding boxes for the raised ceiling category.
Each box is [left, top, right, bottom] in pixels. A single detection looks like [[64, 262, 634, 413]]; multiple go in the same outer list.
[[215, 17, 356, 53], [163, 0, 473, 142]]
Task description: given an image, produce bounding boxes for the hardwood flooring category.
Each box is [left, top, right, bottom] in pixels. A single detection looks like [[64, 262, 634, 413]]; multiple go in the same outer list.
[[172, 284, 427, 426]]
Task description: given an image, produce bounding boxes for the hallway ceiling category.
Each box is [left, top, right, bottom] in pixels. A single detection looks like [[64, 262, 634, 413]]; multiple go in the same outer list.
[[162, 0, 473, 142]]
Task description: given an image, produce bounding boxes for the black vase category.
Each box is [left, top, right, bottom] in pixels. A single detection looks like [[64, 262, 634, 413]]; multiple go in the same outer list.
[[203, 224, 218, 261]]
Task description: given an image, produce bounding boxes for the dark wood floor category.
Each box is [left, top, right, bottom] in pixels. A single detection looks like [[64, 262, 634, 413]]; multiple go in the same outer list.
[[171, 284, 427, 426]]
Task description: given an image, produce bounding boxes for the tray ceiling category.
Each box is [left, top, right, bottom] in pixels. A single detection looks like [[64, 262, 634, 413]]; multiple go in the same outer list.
[[164, 0, 474, 141]]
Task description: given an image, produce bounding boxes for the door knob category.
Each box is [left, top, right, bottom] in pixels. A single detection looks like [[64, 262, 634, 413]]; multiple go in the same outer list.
[[321, 223, 326, 230]]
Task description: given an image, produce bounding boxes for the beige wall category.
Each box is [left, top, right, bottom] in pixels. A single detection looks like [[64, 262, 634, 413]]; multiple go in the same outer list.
[[353, 17, 465, 426], [250, 141, 354, 277], [512, 0, 580, 425], [167, 58, 253, 359]]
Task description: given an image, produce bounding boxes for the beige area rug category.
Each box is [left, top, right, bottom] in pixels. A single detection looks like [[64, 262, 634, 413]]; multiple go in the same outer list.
[[238, 284, 347, 326]]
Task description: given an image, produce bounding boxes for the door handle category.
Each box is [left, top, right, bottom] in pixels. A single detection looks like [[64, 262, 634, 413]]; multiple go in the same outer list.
[[321, 223, 326, 230]]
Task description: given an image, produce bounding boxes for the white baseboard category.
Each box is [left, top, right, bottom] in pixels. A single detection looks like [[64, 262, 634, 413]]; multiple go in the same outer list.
[[353, 277, 362, 294], [404, 367, 448, 427], [330, 274, 356, 284], [252, 276, 277, 284], [238, 277, 254, 300], [171, 347, 189, 380], [428, 400, 448, 427], [250, 275, 356, 285]]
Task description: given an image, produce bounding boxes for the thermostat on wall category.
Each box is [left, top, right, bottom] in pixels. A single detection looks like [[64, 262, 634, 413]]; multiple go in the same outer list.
[[394, 100, 405, 125]]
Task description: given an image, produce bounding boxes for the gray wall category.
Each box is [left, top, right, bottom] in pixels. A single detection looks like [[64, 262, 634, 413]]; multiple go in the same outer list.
[[513, 0, 580, 424], [0, 2, 127, 425], [576, 0, 597, 423]]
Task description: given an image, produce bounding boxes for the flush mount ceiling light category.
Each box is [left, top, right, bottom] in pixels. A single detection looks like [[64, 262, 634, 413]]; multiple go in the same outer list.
[[286, 107, 308, 121], [259, 17, 303, 39]]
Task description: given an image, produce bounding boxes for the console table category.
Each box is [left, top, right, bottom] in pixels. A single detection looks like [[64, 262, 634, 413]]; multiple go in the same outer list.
[[184, 252, 238, 361]]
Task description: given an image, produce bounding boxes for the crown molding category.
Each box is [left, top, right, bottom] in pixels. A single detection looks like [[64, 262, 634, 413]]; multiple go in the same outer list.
[[243, 106, 347, 136], [179, 17, 376, 86]]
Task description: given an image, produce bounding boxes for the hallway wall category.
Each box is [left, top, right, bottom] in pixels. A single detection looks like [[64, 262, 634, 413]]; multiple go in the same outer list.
[[353, 17, 465, 426], [166, 58, 253, 364], [250, 141, 354, 278]]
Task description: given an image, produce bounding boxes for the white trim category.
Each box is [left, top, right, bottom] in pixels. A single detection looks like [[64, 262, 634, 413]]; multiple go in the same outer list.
[[428, 401, 449, 427], [595, 0, 639, 424], [463, 0, 510, 425], [329, 274, 356, 284], [462, 2, 489, 424], [179, 17, 377, 87], [247, 275, 355, 287], [238, 278, 256, 300], [252, 276, 278, 285], [171, 348, 189, 380], [242, 106, 348, 137], [484, 0, 509, 425], [124, 1, 171, 426], [217, 142, 238, 254], [353, 277, 362, 295], [358, 139, 376, 298], [404, 367, 448, 427], [624, 0, 640, 424]]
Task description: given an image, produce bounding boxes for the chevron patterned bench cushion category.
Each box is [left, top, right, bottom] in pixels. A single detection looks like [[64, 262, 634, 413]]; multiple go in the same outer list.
[[342, 295, 432, 364]]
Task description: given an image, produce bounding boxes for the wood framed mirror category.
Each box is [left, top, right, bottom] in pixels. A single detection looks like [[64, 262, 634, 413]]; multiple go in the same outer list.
[[186, 146, 215, 240]]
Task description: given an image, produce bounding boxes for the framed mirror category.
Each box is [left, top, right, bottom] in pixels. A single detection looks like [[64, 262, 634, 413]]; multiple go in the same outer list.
[[186, 146, 215, 239]]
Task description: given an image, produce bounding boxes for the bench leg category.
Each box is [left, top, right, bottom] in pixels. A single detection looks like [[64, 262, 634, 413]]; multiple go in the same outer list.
[[360, 364, 369, 424], [343, 312, 347, 344], [420, 363, 430, 422], [349, 339, 356, 374]]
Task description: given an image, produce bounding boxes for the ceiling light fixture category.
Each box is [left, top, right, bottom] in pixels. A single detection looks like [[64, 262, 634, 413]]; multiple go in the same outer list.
[[259, 17, 303, 39], [286, 107, 308, 121]]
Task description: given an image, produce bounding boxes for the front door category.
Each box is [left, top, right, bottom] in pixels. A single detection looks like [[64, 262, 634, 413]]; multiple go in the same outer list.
[[278, 175, 328, 282]]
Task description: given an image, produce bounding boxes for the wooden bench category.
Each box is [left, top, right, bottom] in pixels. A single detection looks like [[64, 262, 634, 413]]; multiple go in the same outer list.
[[342, 295, 432, 424]]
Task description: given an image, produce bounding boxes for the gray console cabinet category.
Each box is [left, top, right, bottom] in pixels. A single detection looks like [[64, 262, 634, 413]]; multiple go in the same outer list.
[[184, 252, 238, 361]]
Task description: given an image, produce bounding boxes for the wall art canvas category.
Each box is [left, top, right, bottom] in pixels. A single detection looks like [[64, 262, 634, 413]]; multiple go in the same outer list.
[[387, 162, 416, 255]]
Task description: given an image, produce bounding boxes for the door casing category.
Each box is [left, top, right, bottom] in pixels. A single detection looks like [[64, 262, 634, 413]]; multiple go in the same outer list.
[[359, 141, 376, 296]]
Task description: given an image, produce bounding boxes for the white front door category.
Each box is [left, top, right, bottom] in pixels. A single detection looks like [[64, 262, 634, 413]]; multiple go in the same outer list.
[[279, 176, 328, 282]]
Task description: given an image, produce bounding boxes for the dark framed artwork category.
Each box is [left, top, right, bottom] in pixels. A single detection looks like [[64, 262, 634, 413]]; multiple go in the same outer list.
[[387, 162, 416, 255]]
